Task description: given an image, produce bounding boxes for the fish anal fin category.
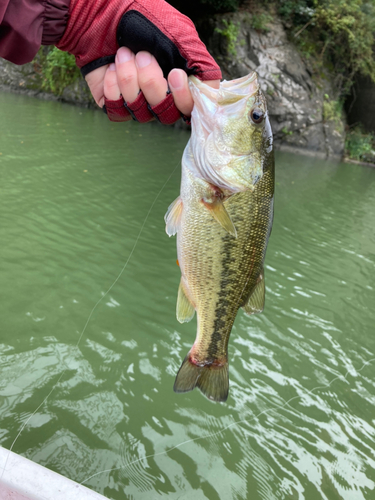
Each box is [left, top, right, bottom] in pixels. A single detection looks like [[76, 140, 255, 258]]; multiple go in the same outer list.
[[242, 270, 265, 316], [202, 198, 237, 238], [176, 281, 195, 323], [173, 354, 229, 402], [165, 197, 183, 237]]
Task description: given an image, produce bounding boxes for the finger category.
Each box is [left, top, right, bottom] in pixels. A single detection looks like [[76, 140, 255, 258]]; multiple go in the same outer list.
[[135, 52, 168, 107], [168, 71, 221, 116], [85, 65, 108, 108], [168, 69, 193, 116], [115, 47, 139, 104], [103, 63, 121, 101]]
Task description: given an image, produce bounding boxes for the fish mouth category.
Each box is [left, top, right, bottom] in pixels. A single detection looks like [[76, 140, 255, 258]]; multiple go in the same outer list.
[[189, 72, 260, 105], [220, 72, 258, 92]]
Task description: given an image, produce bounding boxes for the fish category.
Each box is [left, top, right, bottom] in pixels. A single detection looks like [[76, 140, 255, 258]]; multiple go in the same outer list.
[[165, 73, 274, 402]]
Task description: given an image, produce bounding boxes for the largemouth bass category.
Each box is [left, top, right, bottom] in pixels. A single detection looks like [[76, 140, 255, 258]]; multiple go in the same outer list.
[[165, 73, 274, 402]]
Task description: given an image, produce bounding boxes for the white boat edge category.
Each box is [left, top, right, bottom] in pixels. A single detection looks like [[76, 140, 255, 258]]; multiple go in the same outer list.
[[0, 445, 109, 500]]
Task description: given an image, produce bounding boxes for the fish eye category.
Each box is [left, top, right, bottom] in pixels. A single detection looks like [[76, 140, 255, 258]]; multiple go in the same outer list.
[[250, 107, 264, 124]]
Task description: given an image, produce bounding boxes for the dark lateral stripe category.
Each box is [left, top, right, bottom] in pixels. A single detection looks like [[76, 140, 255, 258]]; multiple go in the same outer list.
[[211, 232, 236, 357]]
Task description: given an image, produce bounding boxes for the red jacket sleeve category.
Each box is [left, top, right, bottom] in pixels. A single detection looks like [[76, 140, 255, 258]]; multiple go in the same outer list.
[[0, 0, 69, 64], [57, 0, 222, 81]]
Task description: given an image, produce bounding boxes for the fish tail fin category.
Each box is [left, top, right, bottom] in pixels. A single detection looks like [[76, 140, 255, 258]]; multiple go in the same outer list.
[[173, 354, 229, 402]]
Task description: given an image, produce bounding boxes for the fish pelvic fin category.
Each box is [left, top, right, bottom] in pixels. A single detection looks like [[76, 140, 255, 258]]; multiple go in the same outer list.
[[165, 196, 183, 237], [173, 354, 229, 402], [202, 198, 237, 238], [242, 268, 265, 315], [176, 280, 195, 323]]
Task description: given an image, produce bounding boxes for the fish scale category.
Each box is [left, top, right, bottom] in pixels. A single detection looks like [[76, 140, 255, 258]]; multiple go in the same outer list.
[[165, 73, 275, 402]]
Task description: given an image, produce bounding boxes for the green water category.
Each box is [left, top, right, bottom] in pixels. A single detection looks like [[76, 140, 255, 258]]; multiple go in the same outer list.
[[0, 91, 375, 500]]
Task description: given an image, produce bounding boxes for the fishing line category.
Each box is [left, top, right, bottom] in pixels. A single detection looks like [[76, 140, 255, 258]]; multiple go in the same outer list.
[[0, 160, 180, 481], [80, 355, 375, 486]]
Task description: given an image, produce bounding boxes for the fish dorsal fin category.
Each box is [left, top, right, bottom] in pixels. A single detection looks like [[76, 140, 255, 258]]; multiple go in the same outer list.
[[242, 269, 265, 315], [202, 198, 237, 238], [165, 197, 183, 236], [176, 280, 195, 323]]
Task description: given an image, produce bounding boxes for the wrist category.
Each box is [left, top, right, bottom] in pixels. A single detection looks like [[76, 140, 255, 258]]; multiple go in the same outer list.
[[56, 0, 133, 68]]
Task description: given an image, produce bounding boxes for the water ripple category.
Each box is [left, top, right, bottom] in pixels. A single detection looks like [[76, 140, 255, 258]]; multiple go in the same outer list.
[[1, 93, 375, 499]]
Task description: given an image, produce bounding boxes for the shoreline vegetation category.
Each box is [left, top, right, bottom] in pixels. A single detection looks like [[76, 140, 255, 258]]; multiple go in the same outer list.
[[274, 0, 375, 166], [1, 0, 374, 165]]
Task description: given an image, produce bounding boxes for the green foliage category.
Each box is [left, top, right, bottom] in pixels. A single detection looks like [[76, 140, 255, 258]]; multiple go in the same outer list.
[[41, 48, 81, 96], [215, 19, 241, 56], [281, 126, 293, 135], [322, 94, 344, 127], [250, 11, 274, 31], [277, 0, 375, 91], [199, 0, 241, 11], [278, 0, 315, 25], [345, 126, 375, 161], [315, 0, 375, 85]]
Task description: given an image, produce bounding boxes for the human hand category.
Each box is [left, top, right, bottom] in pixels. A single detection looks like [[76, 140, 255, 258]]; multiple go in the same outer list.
[[56, 0, 222, 123], [86, 47, 220, 123]]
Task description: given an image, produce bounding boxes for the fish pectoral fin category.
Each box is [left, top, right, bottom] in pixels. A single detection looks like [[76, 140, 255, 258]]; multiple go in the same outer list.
[[202, 199, 237, 238], [242, 269, 265, 315], [176, 281, 195, 323], [165, 197, 183, 237]]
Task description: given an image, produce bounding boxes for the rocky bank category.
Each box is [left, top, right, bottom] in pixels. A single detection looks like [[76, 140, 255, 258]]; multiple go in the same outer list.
[[201, 12, 345, 158], [0, 12, 346, 158], [0, 52, 94, 107]]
